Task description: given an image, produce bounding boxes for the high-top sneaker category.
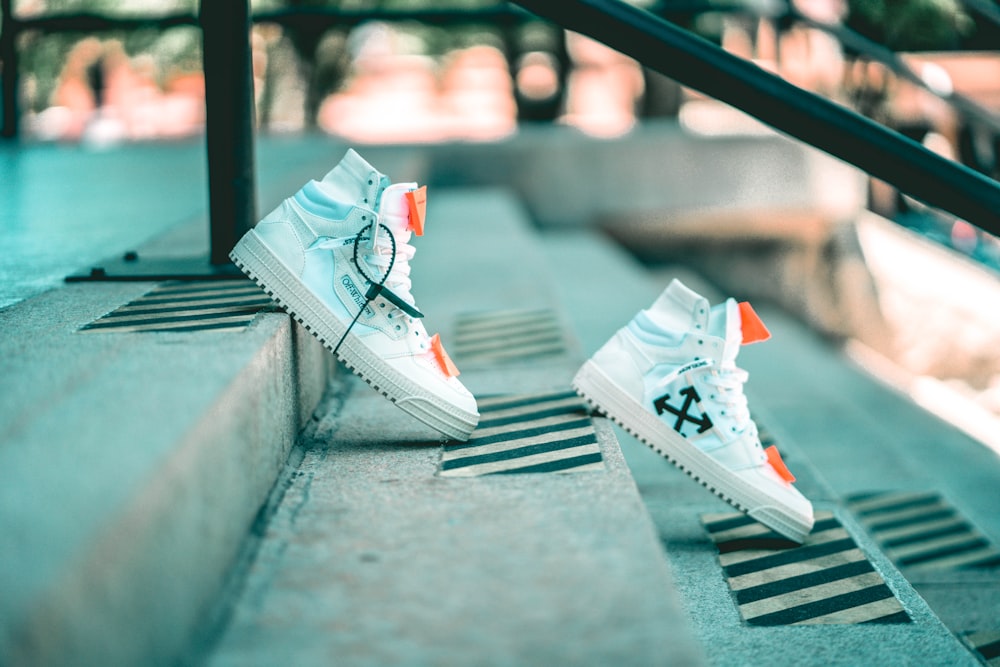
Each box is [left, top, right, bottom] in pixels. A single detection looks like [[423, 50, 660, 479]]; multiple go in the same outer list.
[[230, 149, 479, 440], [572, 279, 814, 542]]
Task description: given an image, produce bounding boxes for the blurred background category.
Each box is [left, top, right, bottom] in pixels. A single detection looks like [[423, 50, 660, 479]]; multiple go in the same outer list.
[[6, 0, 998, 156], [5, 0, 999, 247], [2, 0, 1000, 446]]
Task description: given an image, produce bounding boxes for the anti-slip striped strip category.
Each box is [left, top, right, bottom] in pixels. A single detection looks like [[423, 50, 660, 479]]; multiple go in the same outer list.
[[702, 510, 911, 626], [451, 308, 568, 365], [79, 280, 272, 334], [439, 390, 603, 477], [846, 491, 1000, 571], [962, 630, 1000, 666]]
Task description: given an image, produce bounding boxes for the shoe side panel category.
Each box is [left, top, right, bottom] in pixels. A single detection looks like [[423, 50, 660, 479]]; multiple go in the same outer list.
[[589, 329, 652, 401], [299, 246, 367, 323], [254, 201, 314, 277]]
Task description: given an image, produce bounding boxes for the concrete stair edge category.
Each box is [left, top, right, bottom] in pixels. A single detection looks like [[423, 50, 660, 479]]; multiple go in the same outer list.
[[0, 268, 333, 666]]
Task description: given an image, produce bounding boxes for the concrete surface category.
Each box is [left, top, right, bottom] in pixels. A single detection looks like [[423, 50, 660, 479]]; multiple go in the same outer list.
[[411, 118, 867, 229], [199, 188, 705, 667], [0, 217, 333, 666]]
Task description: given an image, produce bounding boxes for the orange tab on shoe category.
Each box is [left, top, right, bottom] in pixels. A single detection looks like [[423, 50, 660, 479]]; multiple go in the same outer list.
[[405, 186, 427, 236], [765, 445, 796, 484], [738, 301, 771, 345], [429, 333, 460, 377]]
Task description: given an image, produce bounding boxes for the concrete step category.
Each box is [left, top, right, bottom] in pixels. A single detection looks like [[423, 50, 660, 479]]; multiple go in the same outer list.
[[1, 138, 409, 667], [7, 128, 995, 666], [0, 217, 333, 667], [540, 229, 997, 665], [199, 188, 706, 666]]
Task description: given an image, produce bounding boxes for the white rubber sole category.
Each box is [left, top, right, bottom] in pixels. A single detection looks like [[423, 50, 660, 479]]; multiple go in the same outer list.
[[573, 359, 813, 542], [230, 229, 479, 441]]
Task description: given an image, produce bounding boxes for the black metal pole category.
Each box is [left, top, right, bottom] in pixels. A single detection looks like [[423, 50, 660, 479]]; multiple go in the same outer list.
[[1, 0, 19, 140], [200, 0, 257, 266], [513, 0, 1000, 235]]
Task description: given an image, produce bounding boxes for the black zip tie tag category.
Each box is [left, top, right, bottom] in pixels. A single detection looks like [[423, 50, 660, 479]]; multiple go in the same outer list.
[[365, 283, 424, 319], [331, 220, 422, 356]]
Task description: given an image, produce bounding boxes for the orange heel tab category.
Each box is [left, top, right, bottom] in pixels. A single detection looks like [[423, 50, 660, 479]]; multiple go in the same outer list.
[[405, 186, 427, 236], [738, 301, 771, 344], [430, 333, 460, 377], [765, 445, 796, 484]]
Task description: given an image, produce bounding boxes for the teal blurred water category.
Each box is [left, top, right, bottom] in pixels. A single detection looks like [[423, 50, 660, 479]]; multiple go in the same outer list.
[[0, 139, 208, 309], [0, 134, 352, 310]]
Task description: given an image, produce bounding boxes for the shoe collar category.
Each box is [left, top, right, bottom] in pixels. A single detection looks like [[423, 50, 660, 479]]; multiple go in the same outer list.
[[318, 148, 390, 210], [646, 279, 711, 334], [645, 279, 747, 366]]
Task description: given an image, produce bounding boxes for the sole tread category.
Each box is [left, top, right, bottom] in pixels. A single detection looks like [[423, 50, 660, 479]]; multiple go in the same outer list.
[[230, 238, 478, 440], [574, 386, 749, 514]]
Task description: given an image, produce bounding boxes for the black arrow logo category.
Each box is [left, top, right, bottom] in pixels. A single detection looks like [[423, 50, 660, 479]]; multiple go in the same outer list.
[[653, 386, 713, 434]]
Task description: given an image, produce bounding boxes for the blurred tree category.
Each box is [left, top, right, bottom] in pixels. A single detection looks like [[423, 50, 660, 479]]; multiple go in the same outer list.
[[16, 0, 200, 114], [846, 0, 974, 51]]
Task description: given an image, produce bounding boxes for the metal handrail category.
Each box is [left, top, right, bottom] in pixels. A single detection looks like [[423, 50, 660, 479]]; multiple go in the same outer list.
[[4, 0, 1000, 250], [787, 7, 1000, 135], [514, 0, 1000, 236], [642, 1, 1000, 137], [0, 2, 539, 265]]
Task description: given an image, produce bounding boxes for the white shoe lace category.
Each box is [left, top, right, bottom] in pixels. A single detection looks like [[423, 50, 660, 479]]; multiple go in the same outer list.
[[704, 363, 757, 438], [364, 220, 417, 312]]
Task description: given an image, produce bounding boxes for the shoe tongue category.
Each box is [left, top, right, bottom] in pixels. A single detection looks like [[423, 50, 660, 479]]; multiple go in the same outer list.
[[709, 298, 743, 365], [378, 182, 417, 234]]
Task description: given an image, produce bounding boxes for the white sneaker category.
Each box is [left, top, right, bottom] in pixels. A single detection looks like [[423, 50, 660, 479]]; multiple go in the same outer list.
[[572, 279, 814, 542], [230, 149, 479, 440]]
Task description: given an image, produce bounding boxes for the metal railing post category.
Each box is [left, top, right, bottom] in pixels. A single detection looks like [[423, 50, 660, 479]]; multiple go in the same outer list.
[[514, 0, 1000, 235], [1, 0, 19, 139], [200, 0, 257, 266]]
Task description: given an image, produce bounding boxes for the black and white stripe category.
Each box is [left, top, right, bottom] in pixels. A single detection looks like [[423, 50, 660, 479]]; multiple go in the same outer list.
[[702, 510, 911, 625], [439, 390, 603, 477], [846, 491, 1000, 571], [79, 280, 272, 334], [451, 308, 568, 365], [962, 630, 1000, 666]]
